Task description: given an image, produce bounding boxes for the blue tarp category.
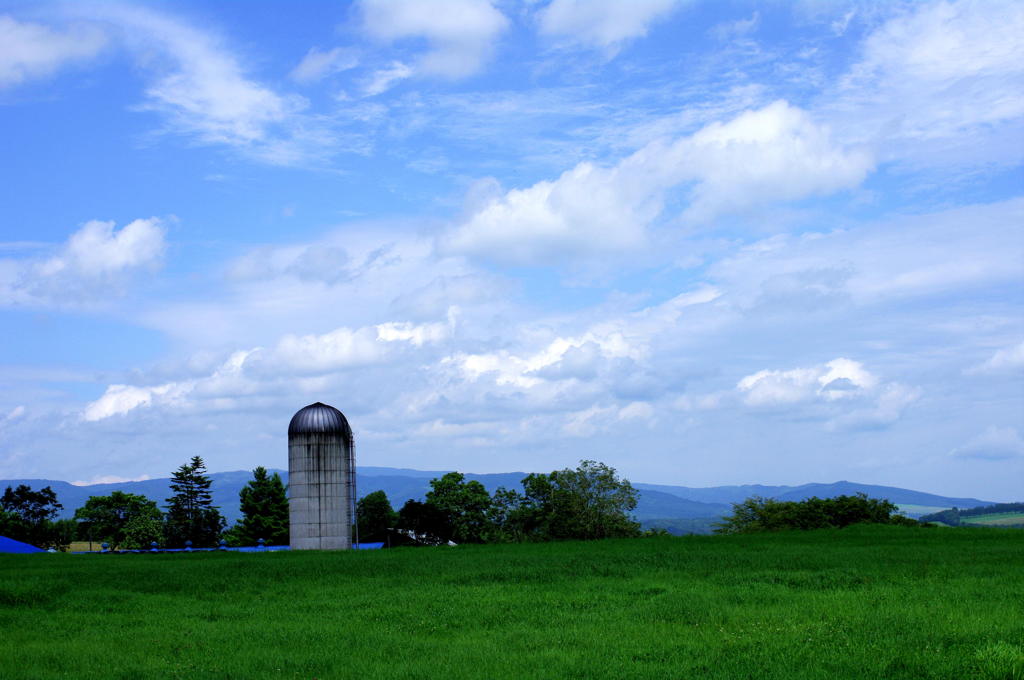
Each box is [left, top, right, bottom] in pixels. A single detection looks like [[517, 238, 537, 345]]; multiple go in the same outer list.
[[228, 542, 381, 551], [72, 542, 387, 554], [0, 535, 44, 553], [225, 542, 384, 551]]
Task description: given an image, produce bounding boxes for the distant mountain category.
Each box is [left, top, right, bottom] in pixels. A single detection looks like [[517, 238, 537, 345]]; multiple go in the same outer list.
[[771, 481, 990, 508], [634, 480, 992, 509], [633, 483, 796, 505], [2, 469, 995, 526], [357, 466, 449, 479], [628, 490, 730, 521]]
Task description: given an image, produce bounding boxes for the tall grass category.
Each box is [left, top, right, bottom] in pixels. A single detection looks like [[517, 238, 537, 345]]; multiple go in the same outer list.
[[1, 526, 1022, 679]]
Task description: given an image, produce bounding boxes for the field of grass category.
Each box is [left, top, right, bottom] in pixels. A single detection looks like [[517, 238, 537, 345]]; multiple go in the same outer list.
[[963, 512, 1024, 527], [895, 504, 951, 518], [2, 526, 1023, 680]]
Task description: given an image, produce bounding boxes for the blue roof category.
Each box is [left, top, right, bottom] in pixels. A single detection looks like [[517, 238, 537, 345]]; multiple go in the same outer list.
[[0, 535, 44, 553]]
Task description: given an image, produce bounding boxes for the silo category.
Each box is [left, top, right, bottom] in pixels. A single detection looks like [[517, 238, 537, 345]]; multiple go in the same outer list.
[[288, 402, 356, 550]]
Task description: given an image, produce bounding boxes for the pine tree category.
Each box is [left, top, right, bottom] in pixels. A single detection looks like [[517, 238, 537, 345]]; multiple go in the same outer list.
[[164, 456, 225, 548], [226, 467, 289, 546]]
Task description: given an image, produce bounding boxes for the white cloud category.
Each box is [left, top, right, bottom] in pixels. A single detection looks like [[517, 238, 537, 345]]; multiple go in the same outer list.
[[390, 273, 511, 320], [362, 61, 414, 96], [53, 5, 329, 164], [830, 0, 1024, 166], [359, 0, 508, 78], [562, 405, 617, 437], [818, 358, 879, 399], [710, 199, 1024, 310], [673, 392, 725, 412], [1, 405, 25, 426], [452, 322, 637, 387], [951, 426, 1024, 461], [289, 46, 358, 83], [377, 312, 454, 346], [971, 341, 1024, 375], [80, 317, 452, 421], [444, 101, 870, 264], [828, 383, 921, 431], [844, 1, 1023, 119], [142, 224, 493, 350], [111, 8, 306, 146], [227, 242, 360, 284], [737, 366, 819, 406], [711, 11, 759, 40], [5, 3, 372, 168], [735, 358, 917, 430], [737, 358, 876, 407], [444, 285, 717, 397], [82, 382, 191, 422], [40, 218, 165, 278], [272, 328, 384, 374], [442, 161, 656, 264], [830, 9, 856, 37], [0, 217, 166, 307], [618, 401, 654, 422], [0, 15, 107, 87], [674, 100, 873, 222], [413, 418, 506, 442], [538, 0, 680, 52]]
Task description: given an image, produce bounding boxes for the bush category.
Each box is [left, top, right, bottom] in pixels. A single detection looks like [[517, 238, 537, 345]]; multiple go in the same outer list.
[[714, 493, 922, 534]]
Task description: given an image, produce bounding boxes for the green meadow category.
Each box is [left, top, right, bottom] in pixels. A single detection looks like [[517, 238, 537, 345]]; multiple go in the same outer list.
[[963, 512, 1024, 527], [1, 526, 1022, 680]]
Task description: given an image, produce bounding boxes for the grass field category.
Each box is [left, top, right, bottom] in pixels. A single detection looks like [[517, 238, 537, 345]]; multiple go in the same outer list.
[[2, 526, 1022, 680], [895, 504, 951, 518], [963, 512, 1024, 527]]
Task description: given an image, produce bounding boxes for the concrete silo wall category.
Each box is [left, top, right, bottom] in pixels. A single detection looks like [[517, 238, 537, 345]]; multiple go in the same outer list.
[[288, 432, 352, 550]]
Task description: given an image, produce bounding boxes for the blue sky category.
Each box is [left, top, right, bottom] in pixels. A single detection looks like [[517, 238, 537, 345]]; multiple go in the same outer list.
[[0, 0, 1021, 500]]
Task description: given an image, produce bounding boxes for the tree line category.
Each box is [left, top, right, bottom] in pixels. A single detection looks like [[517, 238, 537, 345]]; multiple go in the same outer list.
[[712, 493, 924, 534], [919, 502, 1024, 527], [358, 460, 643, 545], [3, 457, 934, 550], [1, 456, 288, 550], [1, 458, 642, 550]]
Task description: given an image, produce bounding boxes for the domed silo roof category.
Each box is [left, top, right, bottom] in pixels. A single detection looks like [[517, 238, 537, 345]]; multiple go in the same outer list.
[[288, 402, 352, 438]]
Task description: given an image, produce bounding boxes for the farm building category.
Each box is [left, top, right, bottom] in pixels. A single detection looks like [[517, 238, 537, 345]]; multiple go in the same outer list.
[[288, 402, 358, 550]]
